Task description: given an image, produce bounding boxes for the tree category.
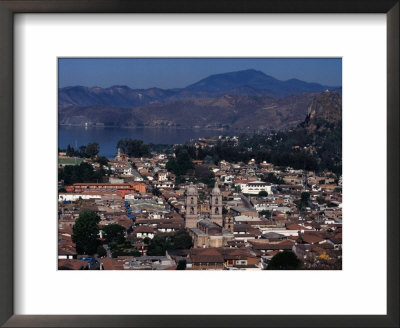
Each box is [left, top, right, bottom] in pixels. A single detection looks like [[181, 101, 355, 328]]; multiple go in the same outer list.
[[260, 210, 271, 219], [171, 229, 193, 249], [166, 149, 194, 176], [146, 230, 193, 256], [96, 156, 109, 167], [263, 173, 284, 185], [295, 192, 311, 210], [97, 245, 107, 258], [79, 145, 87, 157], [258, 190, 268, 197], [66, 144, 74, 157], [86, 142, 99, 158], [58, 162, 105, 185], [117, 138, 150, 157], [195, 165, 215, 187], [176, 259, 186, 270], [72, 210, 100, 255], [301, 192, 310, 202], [266, 250, 301, 270], [146, 234, 171, 256], [102, 224, 126, 244], [152, 187, 161, 197]]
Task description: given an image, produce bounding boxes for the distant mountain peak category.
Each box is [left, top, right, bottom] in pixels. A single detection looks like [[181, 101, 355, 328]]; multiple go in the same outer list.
[[59, 69, 340, 109]]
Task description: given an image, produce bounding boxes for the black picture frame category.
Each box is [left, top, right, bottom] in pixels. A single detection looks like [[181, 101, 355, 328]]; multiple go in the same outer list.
[[0, 1, 398, 327]]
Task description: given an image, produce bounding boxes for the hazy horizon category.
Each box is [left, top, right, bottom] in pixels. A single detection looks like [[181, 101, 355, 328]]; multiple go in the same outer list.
[[58, 58, 342, 90]]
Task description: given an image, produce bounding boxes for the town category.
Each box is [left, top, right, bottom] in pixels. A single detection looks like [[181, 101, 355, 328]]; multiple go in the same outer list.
[[58, 134, 342, 271]]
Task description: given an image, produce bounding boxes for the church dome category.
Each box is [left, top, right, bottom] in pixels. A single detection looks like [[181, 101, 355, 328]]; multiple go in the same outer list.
[[212, 182, 221, 195], [187, 182, 197, 195]]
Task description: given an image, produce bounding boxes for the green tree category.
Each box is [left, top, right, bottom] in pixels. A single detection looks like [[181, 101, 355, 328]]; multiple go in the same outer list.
[[176, 259, 186, 270], [86, 142, 99, 158], [258, 190, 268, 197], [267, 251, 301, 270], [260, 210, 271, 218], [102, 224, 126, 244], [66, 144, 75, 157], [147, 234, 171, 256], [175, 175, 186, 185], [96, 156, 109, 167], [263, 173, 284, 185], [79, 145, 87, 157], [171, 229, 193, 249], [97, 245, 107, 257], [147, 230, 193, 256], [166, 149, 194, 176], [72, 210, 100, 255], [58, 162, 105, 185], [152, 187, 161, 197], [301, 192, 310, 202], [117, 138, 150, 157], [295, 192, 311, 210]]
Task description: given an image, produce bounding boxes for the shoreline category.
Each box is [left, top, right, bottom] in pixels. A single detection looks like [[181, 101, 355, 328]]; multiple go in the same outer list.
[[58, 124, 265, 134]]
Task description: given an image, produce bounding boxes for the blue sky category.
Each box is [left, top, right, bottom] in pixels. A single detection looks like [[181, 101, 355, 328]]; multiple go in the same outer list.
[[58, 58, 342, 89]]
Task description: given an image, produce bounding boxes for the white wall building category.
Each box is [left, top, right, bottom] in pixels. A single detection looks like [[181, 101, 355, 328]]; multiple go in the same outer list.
[[239, 181, 273, 195], [58, 194, 102, 202]]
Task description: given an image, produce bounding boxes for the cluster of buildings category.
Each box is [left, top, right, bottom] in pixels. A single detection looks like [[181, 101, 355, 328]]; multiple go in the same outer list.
[[58, 142, 342, 270]]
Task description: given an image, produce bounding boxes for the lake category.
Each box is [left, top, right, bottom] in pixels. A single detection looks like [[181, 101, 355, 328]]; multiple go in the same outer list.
[[58, 126, 237, 158]]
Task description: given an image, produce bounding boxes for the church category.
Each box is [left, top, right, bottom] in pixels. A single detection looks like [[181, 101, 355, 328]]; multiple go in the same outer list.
[[184, 182, 234, 248]]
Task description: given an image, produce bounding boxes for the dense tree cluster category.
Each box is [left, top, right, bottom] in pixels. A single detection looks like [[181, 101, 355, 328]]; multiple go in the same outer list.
[[147, 143, 173, 154], [165, 119, 341, 177], [58, 162, 106, 185], [65, 142, 100, 159], [194, 165, 215, 187], [266, 250, 301, 270], [71, 212, 140, 258], [165, 148, 194, 176], [102, 224, 126, 244], [262, 173, 284, 185], [116, 138, 151, 157], [146, 229, 193, 256]]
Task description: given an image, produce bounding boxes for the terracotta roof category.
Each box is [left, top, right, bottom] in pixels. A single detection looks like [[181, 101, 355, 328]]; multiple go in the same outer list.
[[58, 259, 87, 270], [190, 248, 224, 263], [135, 226, 155, 233], [286, 223, 312, 231], [301, 233, 325, 244], [102, 258, 124, 270]]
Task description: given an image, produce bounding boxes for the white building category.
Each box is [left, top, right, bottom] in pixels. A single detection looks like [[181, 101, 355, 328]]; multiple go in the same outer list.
[[58, 193, 102, 202], [239, 181, 273, 195]]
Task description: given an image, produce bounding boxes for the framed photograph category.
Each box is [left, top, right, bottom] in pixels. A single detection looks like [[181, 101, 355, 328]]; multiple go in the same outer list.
[[0, 1, 398, 327]]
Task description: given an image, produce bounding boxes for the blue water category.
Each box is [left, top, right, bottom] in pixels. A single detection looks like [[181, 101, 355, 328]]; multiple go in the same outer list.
[[58, 126, 236, 158]]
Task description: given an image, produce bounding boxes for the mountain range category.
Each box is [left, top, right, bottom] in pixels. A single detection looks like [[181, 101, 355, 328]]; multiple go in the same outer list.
[[58, 69, 341, 131]]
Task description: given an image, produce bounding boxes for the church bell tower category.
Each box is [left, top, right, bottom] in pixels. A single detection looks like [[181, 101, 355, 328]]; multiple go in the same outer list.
[[210, 182, 223, 226], [185, 182, 198, 228]]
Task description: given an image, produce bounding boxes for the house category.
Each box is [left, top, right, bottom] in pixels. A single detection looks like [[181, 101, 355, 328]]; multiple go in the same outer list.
[[230, 206, 258, 217], [234, 224, 262, 241], [300, 233, 326, 245], [134, 226, 156, 239], [218, 248, 260, 269], [188, 248, 225, 270], [248, 239, 295, 254]]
